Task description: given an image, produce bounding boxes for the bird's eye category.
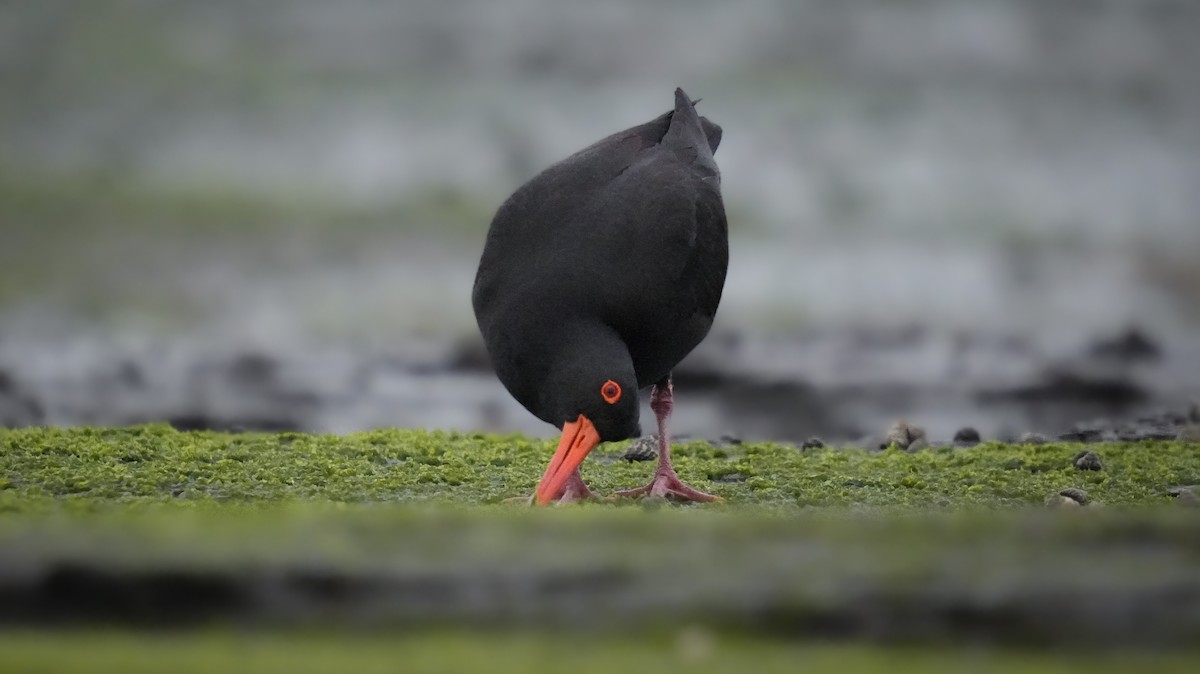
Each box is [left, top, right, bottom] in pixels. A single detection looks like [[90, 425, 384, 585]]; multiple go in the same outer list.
[[601, 380, 622, 404]]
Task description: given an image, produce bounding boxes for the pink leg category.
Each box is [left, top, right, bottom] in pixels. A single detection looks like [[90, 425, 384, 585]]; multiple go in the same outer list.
[[505, 468, 595, 505], [612, 375, 721, 503]]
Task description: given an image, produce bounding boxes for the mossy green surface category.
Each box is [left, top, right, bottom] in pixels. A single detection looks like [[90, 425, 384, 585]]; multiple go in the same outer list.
[[0, 631, 1195, 674], [1, 425, 1196, 510]]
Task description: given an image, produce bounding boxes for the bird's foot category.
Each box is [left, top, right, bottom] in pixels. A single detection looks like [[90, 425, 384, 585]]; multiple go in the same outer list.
[[612, 469, 722, 503], [505, 470, 597, 506]]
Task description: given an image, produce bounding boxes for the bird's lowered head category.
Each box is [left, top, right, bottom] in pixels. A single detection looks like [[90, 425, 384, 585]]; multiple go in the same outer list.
[[533, 326, 641, 504]]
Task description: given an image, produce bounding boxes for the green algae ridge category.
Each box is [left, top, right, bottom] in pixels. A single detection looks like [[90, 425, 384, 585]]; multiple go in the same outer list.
[[2, 424, 1198, 509]]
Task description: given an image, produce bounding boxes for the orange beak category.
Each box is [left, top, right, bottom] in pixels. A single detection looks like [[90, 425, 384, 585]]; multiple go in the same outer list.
[[534, 415, 601, 505]]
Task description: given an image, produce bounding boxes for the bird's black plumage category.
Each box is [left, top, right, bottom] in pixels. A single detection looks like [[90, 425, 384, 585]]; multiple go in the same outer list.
[[473, 88, 728, 443]]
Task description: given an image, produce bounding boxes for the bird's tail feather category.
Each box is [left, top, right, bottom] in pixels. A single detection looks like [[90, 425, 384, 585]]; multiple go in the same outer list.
[[664, 88, 717, 167]]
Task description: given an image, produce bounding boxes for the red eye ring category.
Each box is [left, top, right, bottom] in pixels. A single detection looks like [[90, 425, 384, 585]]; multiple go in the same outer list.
[[601, 380, 622, 404]]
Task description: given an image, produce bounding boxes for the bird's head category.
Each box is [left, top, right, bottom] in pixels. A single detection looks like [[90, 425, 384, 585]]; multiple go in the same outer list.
[[534, 335, 640, 504]]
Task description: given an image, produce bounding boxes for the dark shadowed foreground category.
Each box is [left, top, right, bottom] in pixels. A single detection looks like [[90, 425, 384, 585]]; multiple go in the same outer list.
[[0, 506, 1199, 648]]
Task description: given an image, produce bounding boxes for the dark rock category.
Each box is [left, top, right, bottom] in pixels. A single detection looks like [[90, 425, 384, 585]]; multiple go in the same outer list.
[[953, 427, 981, 446], [718, 434, 743, 446], [1073, 451, 1103, 471], [979, 369, 1146, 408], [801, 437, 825, 450], [622, 436, 658, 463], [1088, 326, 1162, 362]]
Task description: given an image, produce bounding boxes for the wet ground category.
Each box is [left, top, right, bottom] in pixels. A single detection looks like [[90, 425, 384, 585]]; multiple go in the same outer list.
[[1, 324, 1197, 445]]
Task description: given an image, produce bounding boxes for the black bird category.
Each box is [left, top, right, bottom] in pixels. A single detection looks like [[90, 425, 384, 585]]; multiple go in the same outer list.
[[472, 88, 728, 505]]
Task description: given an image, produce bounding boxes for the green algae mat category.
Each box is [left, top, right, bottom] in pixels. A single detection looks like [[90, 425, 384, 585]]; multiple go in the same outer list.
[[3, 425, 1197, 507], [1, 425, 1199, 667]]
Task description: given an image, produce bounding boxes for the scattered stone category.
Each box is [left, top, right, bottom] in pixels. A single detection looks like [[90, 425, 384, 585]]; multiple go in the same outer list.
[[882, 421, 926, 451], [953, 427, 981, 446], [1073, 451, 1103, 471], [1177, 426, 1200, 442], [718, 434, 743, 446], [1045, 487, 1088, 508], [801, 436, 824, 450], [1058, 487, 1089, 504], [1019, 432, 1048, 445], [1045, 494, 1081, 508], [710, 472, 747, 484], [622, 436, 658, 463]]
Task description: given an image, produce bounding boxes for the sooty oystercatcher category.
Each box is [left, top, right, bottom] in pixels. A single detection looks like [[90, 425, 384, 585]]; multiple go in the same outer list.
[[472, 88, 728, 505]]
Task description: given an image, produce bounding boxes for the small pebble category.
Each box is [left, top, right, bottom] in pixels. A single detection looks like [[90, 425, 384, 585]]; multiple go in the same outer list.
[[882, 421, 926, 451], [1045, 487, 1088, 508], [1177, 426, 1200, 442], [953, 427, 981, 446], [1045, 494, 1081, 508], [622, 436, 658, 463], [801, 436, 824, 450], [1059, 487, 1089, 503], [1019, 432, 1048, 445], [1073, 450, 1103, 471]]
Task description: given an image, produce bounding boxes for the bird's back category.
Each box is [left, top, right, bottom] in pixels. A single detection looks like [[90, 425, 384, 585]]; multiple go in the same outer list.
[[473, 89, 728, 394]]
